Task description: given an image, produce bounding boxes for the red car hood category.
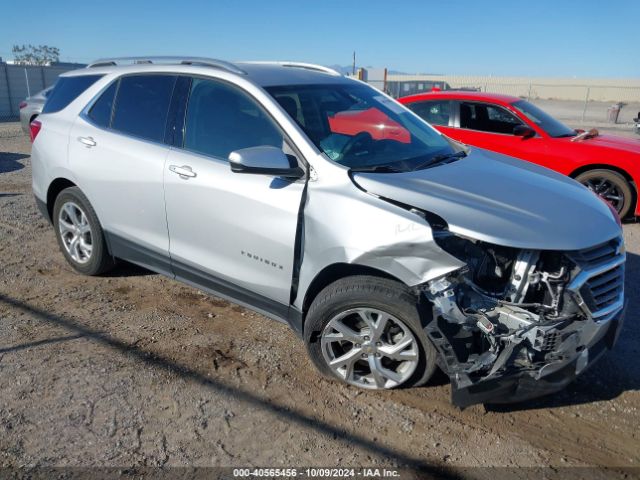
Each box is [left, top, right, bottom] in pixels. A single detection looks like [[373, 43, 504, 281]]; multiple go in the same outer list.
[[328, 108, 411, 143], [567, 134, 640, 154]]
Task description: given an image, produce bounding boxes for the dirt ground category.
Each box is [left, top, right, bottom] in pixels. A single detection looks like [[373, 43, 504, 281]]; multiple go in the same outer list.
[[0, 122, 639, 479]]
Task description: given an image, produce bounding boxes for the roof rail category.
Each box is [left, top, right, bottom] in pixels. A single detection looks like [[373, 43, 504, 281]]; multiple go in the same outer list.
[[243, 61, 341, 76], [86, 56, 246, 75]]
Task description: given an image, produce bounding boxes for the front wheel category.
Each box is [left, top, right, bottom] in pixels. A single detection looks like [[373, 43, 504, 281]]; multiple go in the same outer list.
[[575, 169, 634, 219], [304, 276, 437, 390]]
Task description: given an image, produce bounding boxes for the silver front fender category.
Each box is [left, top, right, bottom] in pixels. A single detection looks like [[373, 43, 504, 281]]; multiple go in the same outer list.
[[294, 158, 465, 310]]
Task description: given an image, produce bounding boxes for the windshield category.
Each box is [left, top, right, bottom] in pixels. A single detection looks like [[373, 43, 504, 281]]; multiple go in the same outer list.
[[266, 83, 458, 170], [512, 100, 576, 138]]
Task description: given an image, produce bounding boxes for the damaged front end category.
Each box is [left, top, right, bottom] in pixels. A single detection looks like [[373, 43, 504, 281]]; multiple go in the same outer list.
[[421, 232, 626, 408]]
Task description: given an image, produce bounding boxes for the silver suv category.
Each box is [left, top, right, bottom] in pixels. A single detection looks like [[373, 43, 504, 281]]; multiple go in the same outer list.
[[31, 57, 625, 407]]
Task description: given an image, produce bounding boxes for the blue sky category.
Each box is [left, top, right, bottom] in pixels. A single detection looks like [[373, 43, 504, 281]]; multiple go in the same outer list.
[[1, 0, 637, 77]]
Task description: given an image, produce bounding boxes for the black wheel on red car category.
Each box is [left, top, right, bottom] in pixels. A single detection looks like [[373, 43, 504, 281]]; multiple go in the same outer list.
[[575, 169, 633, 219]]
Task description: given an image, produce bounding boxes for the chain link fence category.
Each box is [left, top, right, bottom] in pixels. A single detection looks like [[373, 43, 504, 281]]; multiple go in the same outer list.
[[0, 63, 84, 122], [386, 76, 640, 128]]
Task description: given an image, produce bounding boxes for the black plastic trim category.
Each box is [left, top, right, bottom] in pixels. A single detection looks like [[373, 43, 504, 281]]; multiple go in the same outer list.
[[165, 76, 192, 146], [171, 258, 298, 328], [105, 232, 173, 277], [230, 163, 305, 178], [104, 232, 303, 335], [289, 180, 308, 305]]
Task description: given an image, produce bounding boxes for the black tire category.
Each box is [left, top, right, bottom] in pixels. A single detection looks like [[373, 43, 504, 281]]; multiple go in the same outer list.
[[52, 186, 115, 276], [575, 169, 634, 219], [304, 275, 437, 389]]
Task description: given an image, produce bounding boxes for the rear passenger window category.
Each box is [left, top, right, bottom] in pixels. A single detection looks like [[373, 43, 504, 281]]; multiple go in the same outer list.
[[42, 75, 103, 114], [407, 100, 451, 126], [88, 81, 118, 128], [183, 78, 283, 159], [111, 75, 176, 143]]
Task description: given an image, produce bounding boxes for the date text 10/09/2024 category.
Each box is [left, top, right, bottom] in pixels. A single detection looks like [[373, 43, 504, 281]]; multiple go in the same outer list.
[[232, 468, 401, 478]]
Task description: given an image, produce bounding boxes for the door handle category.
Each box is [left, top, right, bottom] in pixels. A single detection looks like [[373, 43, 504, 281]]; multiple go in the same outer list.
[[77, 136, 96, 147], [169, 165, 197, 179]]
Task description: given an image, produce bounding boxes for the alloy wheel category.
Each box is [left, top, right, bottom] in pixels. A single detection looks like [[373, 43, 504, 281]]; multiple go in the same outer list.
[[321, 307, 420, 389], [58, 201, 93, 264], [581, 177, 625, 213]]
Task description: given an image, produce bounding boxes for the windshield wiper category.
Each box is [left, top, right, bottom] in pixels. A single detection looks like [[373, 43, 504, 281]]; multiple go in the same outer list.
[[412, 151, 467, 171], [350, 164, 404, 173]]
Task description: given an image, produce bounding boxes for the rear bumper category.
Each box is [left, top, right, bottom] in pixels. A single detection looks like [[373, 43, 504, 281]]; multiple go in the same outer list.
[[451, 308, 625, 408]]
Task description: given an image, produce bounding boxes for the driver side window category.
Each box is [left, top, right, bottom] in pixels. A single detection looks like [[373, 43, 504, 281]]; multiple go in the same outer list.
[[183, 78, 283, 160], [459, 102, 523, 134]]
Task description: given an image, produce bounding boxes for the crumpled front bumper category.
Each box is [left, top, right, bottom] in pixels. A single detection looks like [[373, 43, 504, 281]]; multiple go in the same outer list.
[[450, 307, 625, 408]]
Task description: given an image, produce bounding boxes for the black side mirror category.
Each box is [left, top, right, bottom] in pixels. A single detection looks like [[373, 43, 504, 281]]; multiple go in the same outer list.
[[513, 125, 536, 139], [228, 146, 305, 178]]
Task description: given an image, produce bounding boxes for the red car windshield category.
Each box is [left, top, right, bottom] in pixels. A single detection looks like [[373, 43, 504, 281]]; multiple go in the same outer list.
[[267, 83, 457, 170], [512, 100, 576, 138]]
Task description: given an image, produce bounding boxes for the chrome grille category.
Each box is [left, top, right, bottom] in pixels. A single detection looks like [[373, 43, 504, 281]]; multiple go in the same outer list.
[[567, 236, 625, 320]]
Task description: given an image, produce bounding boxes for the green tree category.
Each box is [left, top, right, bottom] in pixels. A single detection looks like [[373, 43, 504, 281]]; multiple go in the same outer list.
[[12, 45, 60, 65]]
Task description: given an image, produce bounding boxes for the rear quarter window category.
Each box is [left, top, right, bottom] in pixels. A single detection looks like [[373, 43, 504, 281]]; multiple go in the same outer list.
[[87, 81, 118, 128], [42, 75, 103, 114]]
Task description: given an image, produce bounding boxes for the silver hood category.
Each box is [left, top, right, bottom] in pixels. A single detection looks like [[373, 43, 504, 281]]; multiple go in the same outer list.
[[352, 148, 621, 250]]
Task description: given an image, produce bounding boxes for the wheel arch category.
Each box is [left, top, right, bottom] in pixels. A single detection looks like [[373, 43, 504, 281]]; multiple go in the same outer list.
[[46, 177, 77, 221], [569, 164, 637, 216], [301, 262, 407, 319], [569, 163, 635, 185]]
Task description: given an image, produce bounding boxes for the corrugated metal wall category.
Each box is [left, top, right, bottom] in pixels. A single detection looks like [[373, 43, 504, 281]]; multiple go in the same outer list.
[[0, 64, 83, 120]]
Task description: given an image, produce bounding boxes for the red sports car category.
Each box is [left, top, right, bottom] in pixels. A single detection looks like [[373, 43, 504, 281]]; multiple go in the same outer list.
[[398, 91, 640, 218]]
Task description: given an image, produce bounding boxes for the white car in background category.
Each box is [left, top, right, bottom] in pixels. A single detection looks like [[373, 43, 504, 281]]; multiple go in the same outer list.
[[19, 86, 52, 134]]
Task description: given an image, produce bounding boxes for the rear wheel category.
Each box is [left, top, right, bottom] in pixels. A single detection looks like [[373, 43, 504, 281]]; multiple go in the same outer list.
[[52, 187, 115, 276], [304, 276, 437, 390], [575, 169, 634, 218]]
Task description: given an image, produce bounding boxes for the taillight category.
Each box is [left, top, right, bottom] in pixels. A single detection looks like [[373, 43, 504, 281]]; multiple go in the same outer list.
[[19, 101, 27, 110], [29, 120, 42, 143]]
